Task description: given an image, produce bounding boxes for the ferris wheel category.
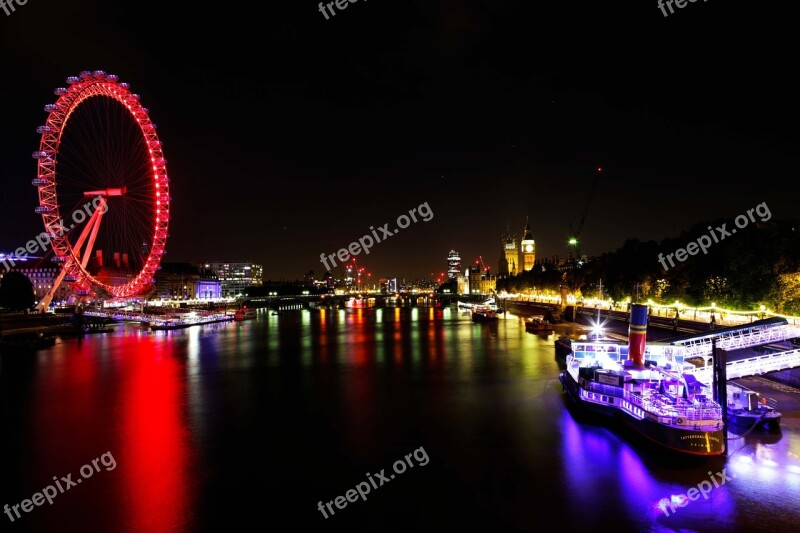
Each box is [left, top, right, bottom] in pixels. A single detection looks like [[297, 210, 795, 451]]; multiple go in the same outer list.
[[32, 70, 170, 309]]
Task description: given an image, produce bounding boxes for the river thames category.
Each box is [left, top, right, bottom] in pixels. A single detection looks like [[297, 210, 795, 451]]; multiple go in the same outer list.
[[2, 307, 799, 532]]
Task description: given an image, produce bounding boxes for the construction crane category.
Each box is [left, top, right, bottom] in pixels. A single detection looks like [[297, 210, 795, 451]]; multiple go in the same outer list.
[[568, 166, 602, 265]]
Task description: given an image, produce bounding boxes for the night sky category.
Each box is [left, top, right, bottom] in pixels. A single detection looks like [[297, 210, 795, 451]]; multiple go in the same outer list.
[[1, 1, 798, 281]]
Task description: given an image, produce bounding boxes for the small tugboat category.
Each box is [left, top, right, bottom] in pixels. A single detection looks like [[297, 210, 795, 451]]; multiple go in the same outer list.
[[471, 305, 499, 323], [559, 303, 725, 456], [727, 383, 781, 431], [525, 315, 553, 333]]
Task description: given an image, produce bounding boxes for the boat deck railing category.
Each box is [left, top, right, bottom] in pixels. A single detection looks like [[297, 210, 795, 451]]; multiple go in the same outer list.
[[586, 381, 722, 421], [84, 309, 233, 326]]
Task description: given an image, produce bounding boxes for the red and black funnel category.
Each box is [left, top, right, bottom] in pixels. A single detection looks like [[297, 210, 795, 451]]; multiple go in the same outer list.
[[628, 303, 648, 366]]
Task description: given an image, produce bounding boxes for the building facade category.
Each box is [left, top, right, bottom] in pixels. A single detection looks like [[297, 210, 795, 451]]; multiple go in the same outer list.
[[156, 263, 221, 300], [2, 265, 73, 306], [201, 261, 263, 297], [468, 266, 496, 295], [447, 250, 462, 279], [499, 227, 518, 276]]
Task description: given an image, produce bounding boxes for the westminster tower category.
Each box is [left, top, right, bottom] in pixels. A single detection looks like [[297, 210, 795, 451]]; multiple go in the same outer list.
[[520, 218, 536, 271]]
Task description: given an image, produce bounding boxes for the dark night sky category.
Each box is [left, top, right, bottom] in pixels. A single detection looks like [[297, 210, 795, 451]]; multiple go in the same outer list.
[[1, 1, 798, 281]]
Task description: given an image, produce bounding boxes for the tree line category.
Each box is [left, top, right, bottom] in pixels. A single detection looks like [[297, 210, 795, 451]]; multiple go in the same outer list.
[[497, 218, 800, 314]]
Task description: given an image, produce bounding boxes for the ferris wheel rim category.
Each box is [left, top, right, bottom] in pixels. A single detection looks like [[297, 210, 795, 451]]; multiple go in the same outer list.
[[33, 71, 170, 299]]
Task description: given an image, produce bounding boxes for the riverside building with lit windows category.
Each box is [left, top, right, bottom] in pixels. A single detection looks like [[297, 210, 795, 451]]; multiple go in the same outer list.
[[201, 261, 263, 297], [446, 250, 462, 279], [156, 263, 222, 300], [0, 264, 74, 304]]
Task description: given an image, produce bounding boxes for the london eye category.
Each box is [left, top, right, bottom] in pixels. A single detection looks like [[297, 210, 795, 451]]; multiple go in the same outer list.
[[32, 70, 170, 308]]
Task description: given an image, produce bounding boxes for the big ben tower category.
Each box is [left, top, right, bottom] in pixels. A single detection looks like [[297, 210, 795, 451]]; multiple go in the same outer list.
[[520, 218, 536, 271]]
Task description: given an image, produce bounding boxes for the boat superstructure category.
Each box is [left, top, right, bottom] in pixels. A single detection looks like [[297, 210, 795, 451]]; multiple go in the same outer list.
[[559, 303, 725, 456]]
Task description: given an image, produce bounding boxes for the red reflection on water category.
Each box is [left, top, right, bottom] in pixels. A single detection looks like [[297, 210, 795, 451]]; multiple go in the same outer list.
[[120, 337, 191, 532]]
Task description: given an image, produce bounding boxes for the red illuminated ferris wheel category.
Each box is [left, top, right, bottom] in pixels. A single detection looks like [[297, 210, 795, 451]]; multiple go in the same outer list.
[[32, 70, 170, 309]]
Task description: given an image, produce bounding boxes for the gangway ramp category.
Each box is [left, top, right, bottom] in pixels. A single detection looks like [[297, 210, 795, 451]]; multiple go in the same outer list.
[[662, 318, 800, 359], [684, 347, 800, 384]]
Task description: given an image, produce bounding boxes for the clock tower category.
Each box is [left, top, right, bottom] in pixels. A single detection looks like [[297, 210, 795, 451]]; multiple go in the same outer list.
[[520, 218, 536, 272]]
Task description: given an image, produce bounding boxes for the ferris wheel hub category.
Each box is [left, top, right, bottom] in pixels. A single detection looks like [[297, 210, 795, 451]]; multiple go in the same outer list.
[[83, 186, 126, 197]]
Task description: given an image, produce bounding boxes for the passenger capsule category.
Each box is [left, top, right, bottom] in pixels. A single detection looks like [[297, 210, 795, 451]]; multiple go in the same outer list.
[[36, 125, 53, 134], [31, 178, 50, 186], [32, 150, 53, 159], [93, 70, 106, 77], [54, 87, 68, 96], [66, 76, 81, 84], [44, 104, 59, 112]]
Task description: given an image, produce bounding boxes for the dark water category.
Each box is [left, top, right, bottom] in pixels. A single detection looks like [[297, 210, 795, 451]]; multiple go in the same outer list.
[[2, 308, 799, 532]]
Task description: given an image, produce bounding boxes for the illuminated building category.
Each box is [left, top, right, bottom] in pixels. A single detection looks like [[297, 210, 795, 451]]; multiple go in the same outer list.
[[1, 264, 73, 305], [447, 250, 462, 279], [200, 261, 263, 297], [156, 263, 221, 300], [468, 265, 496, 295], [521, 218, 536, 271], [457, 269, 470, 295], [499, 224, 518, 276]]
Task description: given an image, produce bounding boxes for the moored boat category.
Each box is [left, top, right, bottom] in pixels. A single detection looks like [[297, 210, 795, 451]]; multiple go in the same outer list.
[[471, 305, 499, 322], [525, 315, 553, 333], [558, 303, 725, 456], [727, 382, 781, 431]]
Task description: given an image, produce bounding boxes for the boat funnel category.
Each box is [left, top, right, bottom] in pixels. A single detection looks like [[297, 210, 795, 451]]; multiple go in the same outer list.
[[627, 303, 648, 366]]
